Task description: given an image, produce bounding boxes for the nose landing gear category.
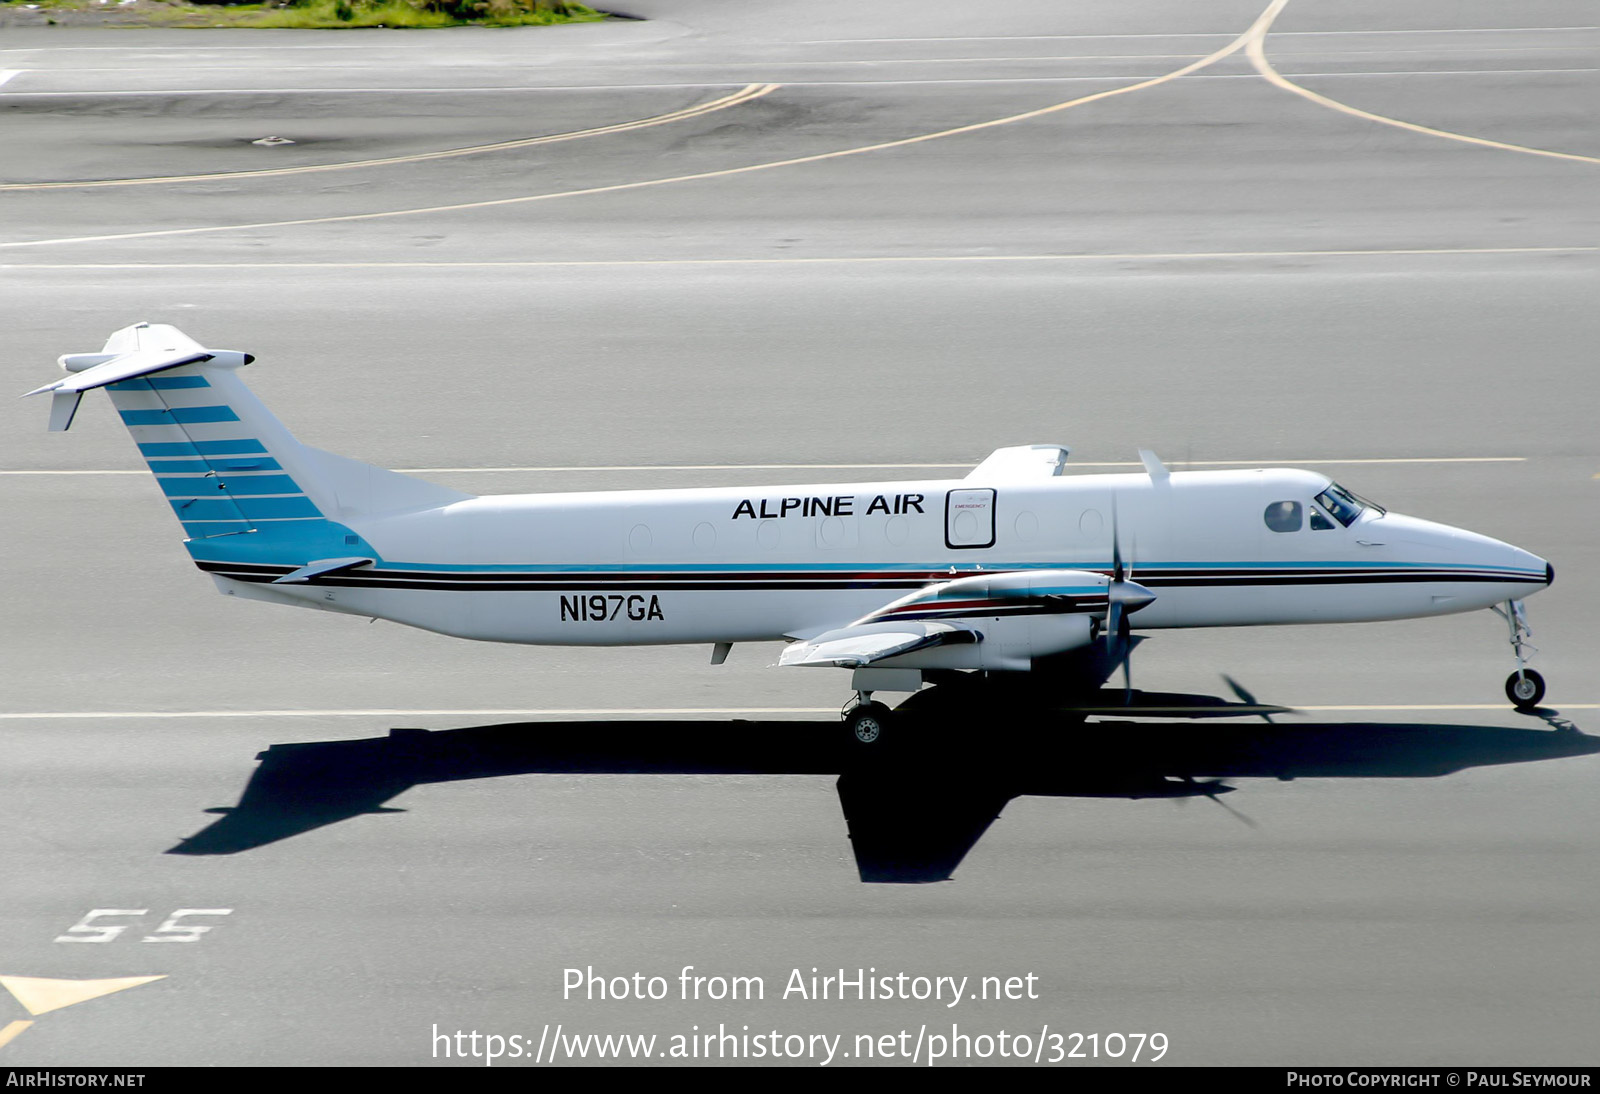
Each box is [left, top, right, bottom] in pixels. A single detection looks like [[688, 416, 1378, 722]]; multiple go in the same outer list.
[[1493, 600, 1546, 710]]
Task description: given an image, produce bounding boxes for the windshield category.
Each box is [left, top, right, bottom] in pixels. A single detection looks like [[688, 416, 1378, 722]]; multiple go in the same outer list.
[[1314, 482, 1384, 526]]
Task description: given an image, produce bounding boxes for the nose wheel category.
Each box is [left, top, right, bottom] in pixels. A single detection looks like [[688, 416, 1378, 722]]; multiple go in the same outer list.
[[1505, 669, 1546, 710], [1493, 600, 1546, 711]]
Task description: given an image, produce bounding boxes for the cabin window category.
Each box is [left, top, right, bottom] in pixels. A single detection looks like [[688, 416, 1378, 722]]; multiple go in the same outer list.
[[1264, 501, 1302, 533], [1310, 507, 1336, 531]]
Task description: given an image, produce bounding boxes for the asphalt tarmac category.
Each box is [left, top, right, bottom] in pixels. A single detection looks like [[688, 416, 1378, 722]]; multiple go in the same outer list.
[[1, 0, 1597, 1068]]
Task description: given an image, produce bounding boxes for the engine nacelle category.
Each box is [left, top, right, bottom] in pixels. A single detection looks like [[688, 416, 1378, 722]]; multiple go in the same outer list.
[[861, 568, 1108, 671], [889, 612, 1095, 672]]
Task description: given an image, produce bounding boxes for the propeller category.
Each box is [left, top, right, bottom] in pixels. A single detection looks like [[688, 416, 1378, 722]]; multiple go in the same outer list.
[[1104, 496, 1157, 698]]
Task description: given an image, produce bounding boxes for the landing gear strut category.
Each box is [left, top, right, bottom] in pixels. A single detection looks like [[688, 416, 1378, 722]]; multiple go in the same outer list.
[[1493, 599, 1546, 711], [843, 693, 892, 745]]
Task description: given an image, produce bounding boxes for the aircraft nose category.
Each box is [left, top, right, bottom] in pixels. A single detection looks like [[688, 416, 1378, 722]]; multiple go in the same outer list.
[[1509, 548, 1552, 590]]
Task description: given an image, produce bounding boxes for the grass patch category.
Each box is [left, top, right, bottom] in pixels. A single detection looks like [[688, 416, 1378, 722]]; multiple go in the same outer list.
[[1, 0, 609, 29]]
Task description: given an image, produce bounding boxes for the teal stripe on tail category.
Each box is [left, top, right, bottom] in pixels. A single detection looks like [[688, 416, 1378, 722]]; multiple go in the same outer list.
[[29, 322, 473, 571], [104, 371, 323, 540]]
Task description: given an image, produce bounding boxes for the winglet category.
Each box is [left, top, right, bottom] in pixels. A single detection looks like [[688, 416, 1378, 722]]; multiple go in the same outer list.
[[45, 390, 84, 433]]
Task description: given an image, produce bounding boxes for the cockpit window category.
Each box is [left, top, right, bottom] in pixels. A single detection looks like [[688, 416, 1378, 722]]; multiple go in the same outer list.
[[1310, 508, 1335, 531], [1264, 500, 1302, 532], [1314, 482, 1381, 527]]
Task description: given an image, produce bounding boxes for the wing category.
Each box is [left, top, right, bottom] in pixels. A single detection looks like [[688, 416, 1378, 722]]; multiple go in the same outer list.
[[780, 568, 1111, 671], [777, 620, 978, 668], [965, 443, 1070, 481]]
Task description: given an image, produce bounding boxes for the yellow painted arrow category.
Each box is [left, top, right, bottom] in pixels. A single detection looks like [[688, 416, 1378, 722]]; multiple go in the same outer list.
[[0, 974, 165, 1017]]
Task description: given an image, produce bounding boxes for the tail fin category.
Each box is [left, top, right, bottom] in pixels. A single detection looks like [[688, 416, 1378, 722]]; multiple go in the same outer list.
[[25, 322, 470, 563]]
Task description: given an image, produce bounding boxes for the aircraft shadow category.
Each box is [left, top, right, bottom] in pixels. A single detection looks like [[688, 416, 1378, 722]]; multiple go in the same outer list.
[[167, 690, 1600, 883]]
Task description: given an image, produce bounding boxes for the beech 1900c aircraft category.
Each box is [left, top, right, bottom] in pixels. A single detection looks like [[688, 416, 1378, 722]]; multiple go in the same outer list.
[[28, 323, 1555, 744]]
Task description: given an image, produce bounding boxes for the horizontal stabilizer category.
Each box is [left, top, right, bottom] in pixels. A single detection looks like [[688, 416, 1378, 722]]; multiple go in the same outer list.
[[779, 621, 979, 669], [272, 557, 375, 585], [966, 444, 1070, 481], [24, 338, 254, 432], [28, 348, 213, 398]]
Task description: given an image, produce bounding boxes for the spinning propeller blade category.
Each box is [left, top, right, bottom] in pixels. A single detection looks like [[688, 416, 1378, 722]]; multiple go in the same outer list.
[[1106, 503, 1157, 612], [1104, 494, 1158, 698]]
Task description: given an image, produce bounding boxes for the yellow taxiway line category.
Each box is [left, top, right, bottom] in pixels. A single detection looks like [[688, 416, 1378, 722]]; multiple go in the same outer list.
[[2, 0, 1594, 250], [1246, 1, 1600, 165], [0, 83, 778, 192]]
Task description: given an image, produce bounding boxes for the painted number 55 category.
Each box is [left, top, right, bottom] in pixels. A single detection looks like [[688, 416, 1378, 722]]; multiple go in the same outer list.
[[55, 908, 233, 943]]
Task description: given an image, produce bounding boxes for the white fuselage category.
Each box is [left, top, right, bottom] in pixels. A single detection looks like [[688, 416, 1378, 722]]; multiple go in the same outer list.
[[204, 467, 1551, 648], [33, 325, 1552, 682]]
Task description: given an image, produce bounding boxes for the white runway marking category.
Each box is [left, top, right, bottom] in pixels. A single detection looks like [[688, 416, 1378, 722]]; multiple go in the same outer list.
[[4, 67, 1593, 98], [0, 81, 1161, 97], [1261, 67, 1599, 77], [0, 44, 380, 54], [781, 69, 1600, 88], [0, 707, 837, 720], [399, 457, 1528, 472], [5, 245, 1592, 271], [42, 55, 1222, 71], [412, 457, 1529, 471], [811, 28, 1600, 44], [4, 27, 1592, 53], [0, 704, 1592, 720], [0, 70, 24, 89], [0, 458, 1527, 477], [1272, 47, 1593, 56], [1295, 705, 1594, 713]]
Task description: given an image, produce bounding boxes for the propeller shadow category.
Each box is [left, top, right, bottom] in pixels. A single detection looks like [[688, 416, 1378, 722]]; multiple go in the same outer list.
[[168, 686, 1600, 884]]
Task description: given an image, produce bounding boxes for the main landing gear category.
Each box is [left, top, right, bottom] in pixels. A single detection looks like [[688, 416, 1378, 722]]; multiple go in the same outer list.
[[1493, 599, 1546, 711], [843, 693, 893, 746]]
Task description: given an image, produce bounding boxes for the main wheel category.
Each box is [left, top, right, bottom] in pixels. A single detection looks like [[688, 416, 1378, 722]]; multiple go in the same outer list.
[[845, 702, 892, 745], [1505, 669, 1546, 710]]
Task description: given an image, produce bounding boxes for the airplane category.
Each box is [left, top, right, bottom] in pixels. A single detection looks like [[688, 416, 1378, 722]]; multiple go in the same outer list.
[[26, 322, 1555, 744]]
